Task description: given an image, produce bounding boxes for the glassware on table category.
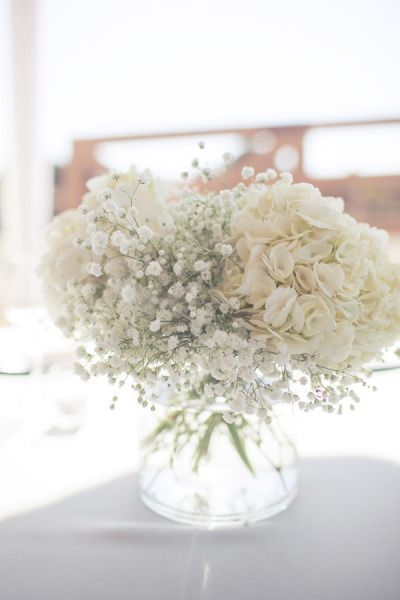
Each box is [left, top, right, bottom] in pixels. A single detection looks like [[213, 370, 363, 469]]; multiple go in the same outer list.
[[137, 399, 298, 527]]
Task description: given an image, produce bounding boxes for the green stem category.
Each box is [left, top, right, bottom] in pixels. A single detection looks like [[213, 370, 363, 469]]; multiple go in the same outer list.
[[192, 413, 221, 472], [141, 408, 293, 494], [227, 423, 255, 475]]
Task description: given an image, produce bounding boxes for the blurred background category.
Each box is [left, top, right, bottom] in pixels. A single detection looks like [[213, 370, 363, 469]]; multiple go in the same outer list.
[[0, 0, 399, 520]]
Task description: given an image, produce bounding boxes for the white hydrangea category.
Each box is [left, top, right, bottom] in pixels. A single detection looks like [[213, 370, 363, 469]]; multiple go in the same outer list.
[[222, 177, 400, 369]]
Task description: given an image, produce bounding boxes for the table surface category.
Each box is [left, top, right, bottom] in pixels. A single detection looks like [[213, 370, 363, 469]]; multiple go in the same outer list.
[[0, 456, 399, 600], [1, 367, 400, 599]]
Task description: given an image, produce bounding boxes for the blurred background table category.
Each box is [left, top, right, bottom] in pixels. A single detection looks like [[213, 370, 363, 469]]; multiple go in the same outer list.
[[0, 367, 400, 599], [0, 456, 399, 600]]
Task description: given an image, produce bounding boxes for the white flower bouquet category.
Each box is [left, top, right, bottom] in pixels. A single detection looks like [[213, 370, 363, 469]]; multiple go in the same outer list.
[[39, 151, 400, 524]]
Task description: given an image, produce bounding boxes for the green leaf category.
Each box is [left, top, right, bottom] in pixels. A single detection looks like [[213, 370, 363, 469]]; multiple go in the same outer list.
[[193, 413, 221, 472], [227, 423, 255, 475]]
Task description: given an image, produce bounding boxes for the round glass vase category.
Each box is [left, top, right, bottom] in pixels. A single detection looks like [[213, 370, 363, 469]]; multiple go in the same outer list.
[[137, 401, 298, 527]]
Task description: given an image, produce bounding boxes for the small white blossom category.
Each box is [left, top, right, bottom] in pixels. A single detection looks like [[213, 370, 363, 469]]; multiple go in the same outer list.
[[149, 319, 161, 332], [75, 302, 88, 316], [110, 231, 125, 247], [222, 152, 234, 164], [137, 225, 153, 241], [173, 262, 183, 276], [131, 329, 140, 345], [73, 363, 90, 381], [121, 284, 136, 302], [86, 262, 102, 277], [145, 261, 162, 277], [265, 168, 277, 180], [228, 297, 240, 310], [223, 412, 235, 424], [91, 231, 108, 256], [218, 244, 233, 257], [280, 171, 293, 184], [220, 190, 233, 202], [194, 260, 207, 272], [219, 303, 231, 315], [241, 166, 255, 180], [103, 199, 117, 212], [201, 167, 212, 181], [139, 170, 151, 185]]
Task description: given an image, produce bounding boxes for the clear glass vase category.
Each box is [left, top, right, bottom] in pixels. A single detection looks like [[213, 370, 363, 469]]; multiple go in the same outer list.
[[137, 401, 298, 527]]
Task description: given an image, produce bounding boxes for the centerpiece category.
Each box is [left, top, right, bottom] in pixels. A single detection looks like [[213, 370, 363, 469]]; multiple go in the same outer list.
[[39, 149, 400, 526]]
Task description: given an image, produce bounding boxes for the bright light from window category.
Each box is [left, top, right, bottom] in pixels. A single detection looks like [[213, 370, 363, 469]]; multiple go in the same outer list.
[[96, 134, 246, 179], [37, 0, 400, 164], [0, 0, 11, 172], [303, 124, 400, 179]]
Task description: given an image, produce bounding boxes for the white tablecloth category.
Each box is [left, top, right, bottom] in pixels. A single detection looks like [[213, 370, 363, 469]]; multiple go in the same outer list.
[[1, 455, 399, 600]]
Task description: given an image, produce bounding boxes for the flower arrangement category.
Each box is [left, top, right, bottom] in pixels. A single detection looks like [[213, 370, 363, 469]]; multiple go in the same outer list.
[[39, 147, 400, 524], [39, 150, 400, 425]]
